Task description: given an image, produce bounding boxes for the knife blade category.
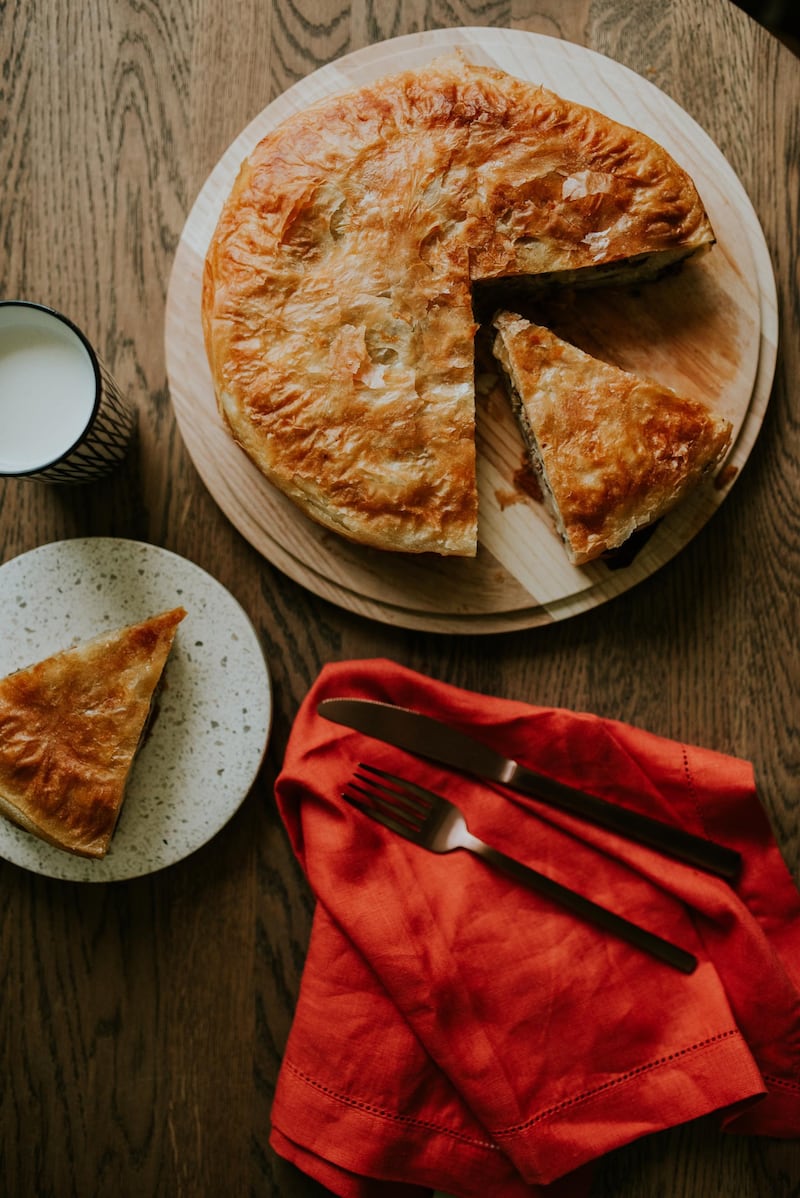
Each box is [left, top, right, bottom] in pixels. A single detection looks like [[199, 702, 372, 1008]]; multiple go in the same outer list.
[[317, 697, 742, 880]]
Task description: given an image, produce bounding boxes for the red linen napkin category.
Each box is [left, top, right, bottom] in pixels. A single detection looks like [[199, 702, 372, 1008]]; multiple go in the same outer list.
[[270, 659, 800, 1198]]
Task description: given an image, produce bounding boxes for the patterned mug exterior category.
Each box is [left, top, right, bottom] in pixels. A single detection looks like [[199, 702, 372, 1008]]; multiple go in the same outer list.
[[0, 301, 135, 483]]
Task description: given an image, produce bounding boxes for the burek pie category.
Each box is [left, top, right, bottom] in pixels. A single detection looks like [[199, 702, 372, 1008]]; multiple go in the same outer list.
[[491, 312, 733, 564], [202, 52, 717, 557], [0, 607, 186, 858]]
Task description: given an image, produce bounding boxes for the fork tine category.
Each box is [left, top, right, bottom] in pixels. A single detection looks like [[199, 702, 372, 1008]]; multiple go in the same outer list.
[[348, 778, 425, 833], [355, 764, 433, 815], [342, 788, 422, 840], [351, 774, 428, 821]]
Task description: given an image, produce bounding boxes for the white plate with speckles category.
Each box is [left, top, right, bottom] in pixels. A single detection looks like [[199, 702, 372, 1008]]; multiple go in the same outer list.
[[0, 537, 272, 881]]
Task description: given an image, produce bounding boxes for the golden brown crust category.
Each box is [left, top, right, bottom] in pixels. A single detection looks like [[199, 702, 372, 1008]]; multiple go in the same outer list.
[[202, 51, 715, 556], [492, 312, 732, 564], [0, 608, 186, 858]]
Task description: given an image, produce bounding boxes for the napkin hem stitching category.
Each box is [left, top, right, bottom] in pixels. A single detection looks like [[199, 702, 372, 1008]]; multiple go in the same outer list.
[[284, 1060, 501, 1151], [681, 745, 710, 836], [763, 1073, 800, 1095], [492, 1028, 741, 1136]]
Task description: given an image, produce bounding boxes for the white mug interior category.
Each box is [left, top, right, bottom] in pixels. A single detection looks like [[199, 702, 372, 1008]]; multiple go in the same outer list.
[[0, 302, 101, 476]]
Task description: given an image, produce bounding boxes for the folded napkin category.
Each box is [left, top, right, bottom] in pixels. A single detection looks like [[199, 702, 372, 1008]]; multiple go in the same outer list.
[[270, 659, 800, 1198]]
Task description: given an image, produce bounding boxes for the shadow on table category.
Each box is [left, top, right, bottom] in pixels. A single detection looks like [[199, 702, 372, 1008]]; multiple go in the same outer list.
[[733, 0, 800, 53]]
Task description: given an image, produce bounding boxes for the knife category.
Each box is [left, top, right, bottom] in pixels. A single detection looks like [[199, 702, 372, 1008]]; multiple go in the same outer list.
[[317, 697, 742, 880]]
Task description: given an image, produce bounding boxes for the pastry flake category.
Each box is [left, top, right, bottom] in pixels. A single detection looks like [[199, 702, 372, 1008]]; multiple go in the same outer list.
[[491, 311, 732, 564], [0, 607, 186, 859], [202, 52, 715, 557]]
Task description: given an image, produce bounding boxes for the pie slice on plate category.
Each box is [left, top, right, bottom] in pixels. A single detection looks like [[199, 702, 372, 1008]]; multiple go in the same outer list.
[[202, 51, 715, 557], [0, 606, 186, 859], [491, 311, 733, 564]]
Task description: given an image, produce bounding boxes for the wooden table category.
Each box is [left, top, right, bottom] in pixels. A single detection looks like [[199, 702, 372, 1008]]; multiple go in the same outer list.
[[1, 1, 798, 1195]]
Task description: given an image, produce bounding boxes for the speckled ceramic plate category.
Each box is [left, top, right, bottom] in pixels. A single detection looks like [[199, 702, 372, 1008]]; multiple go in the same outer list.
[[0, 538, 272, 881]]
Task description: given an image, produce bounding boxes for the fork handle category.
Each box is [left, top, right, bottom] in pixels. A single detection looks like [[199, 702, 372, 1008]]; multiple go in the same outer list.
[[472, 840, 697, 973]]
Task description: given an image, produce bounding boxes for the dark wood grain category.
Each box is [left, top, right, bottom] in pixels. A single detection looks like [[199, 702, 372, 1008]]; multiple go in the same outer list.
[[1, 1, 798, 1195]]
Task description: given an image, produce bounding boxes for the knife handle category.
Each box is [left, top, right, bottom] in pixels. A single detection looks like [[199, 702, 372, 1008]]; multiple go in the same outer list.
[[474, 840, 698, 974], [511, 765, 741, 880]]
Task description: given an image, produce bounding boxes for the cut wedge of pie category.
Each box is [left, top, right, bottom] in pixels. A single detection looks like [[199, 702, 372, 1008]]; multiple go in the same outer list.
[[0, 607, 186, 858], [202, 52, 715, 557], [491, 311, 733, 564]]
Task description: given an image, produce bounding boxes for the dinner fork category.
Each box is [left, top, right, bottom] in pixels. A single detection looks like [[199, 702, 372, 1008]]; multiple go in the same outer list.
[[344, 764, 698, 974]]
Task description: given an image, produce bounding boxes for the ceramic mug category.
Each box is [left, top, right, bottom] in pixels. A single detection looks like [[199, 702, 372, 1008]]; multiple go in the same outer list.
[[0, 300, 135, 483]]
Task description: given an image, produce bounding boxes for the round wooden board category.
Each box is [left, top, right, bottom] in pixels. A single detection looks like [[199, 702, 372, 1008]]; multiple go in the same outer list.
[[165, 27, 777, 633]]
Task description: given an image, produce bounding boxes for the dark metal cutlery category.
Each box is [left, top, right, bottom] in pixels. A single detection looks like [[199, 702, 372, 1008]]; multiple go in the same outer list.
[[344, 763, 698, 973], [319, 697, 741, 880]]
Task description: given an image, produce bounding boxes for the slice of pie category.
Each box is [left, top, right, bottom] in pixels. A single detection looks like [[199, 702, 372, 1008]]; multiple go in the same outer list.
[[491, 311, 732, 564], [0, 607, 186, 858], [202, 52, 715, 557]]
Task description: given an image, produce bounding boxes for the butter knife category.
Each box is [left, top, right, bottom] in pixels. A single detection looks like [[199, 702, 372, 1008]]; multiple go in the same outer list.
[[318, 697, 742, 880]]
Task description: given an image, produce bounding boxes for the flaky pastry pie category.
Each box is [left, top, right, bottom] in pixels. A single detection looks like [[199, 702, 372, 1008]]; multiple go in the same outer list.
[[491, 312, 733, 564], [202, 52, 716, 556], [0, 607, 186, 859]]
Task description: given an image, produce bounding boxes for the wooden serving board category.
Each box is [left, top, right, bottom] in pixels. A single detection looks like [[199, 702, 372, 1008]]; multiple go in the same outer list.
[[165, 27, 777, 633]]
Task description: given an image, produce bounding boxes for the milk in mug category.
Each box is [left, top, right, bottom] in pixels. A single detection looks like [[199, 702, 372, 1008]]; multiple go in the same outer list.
[[0, 305, 97, 473]]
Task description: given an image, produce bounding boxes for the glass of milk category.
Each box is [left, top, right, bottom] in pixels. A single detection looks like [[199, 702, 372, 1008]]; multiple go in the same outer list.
[[0, 301, 135, 482]]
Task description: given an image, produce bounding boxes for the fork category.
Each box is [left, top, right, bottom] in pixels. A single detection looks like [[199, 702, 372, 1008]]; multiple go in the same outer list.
[[344, 763, 698, 974]]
